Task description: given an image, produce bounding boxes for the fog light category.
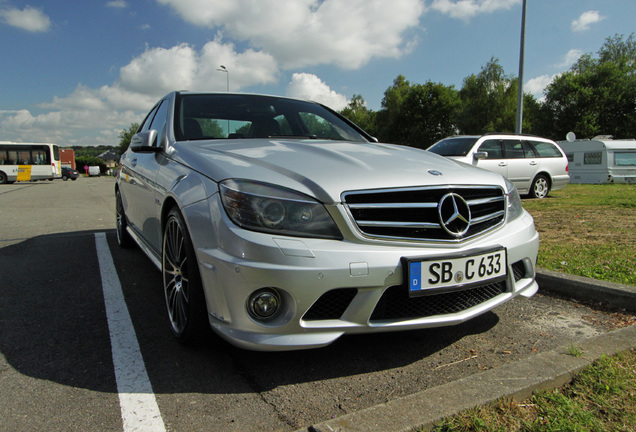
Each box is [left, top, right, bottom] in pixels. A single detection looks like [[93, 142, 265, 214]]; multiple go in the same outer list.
[[248, 289, 281, 319]]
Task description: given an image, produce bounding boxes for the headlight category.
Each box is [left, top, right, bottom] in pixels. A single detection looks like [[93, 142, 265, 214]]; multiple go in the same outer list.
[[505, 178, 523, 221], [220, 179, 342, 239]]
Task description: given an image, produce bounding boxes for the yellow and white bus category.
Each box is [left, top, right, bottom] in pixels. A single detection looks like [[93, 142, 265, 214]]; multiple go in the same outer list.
[[0, 141, 61, 184]]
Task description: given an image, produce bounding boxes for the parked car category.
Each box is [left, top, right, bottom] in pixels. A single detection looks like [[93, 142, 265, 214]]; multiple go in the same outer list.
[[61, 167, 79, 181], [115, 92, 539, 351], [428, 134, 570, 198], [87, 166, 100, 176]]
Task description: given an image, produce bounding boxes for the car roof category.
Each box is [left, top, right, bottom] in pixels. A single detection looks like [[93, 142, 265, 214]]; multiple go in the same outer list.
[[443, 134, 557, 142]]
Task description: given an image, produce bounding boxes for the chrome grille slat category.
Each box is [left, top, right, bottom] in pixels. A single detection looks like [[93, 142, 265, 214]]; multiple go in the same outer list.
[[348, 202, 438, 209], [357, 220, 440, 229], [466, 196, 504, 206], [472, 210, 505, 224], [343, 185, 506, 242]]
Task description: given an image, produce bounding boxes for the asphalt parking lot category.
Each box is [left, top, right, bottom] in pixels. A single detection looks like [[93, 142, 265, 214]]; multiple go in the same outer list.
[[1, 177, 634, 432]]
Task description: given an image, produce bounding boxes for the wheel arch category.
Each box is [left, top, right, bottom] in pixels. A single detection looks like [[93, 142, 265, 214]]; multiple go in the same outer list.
[[533, 171, 552, 187], [161, 196, 181, 235]]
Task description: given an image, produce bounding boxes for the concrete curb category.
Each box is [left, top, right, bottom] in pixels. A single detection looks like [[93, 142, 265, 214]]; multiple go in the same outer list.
[[536, 268, 636, 312], [297, 270, 636, 432]]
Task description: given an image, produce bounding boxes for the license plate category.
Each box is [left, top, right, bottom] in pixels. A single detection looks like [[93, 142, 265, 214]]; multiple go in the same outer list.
[[406, 248, 507, 296]]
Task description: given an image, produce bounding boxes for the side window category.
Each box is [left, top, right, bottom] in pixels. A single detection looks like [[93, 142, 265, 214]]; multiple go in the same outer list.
[[615, 152, 636, 166], [149, 101, 168, 133], [8, 150, 18, 165], [530, 141, 561, 158], [18, 150, 30, 164], [478, 140, 503, 159], [584, 152, 602, 165], [503, 140, 525, 159], [522, 141, 537, 157], [139, 103, 161, 133], [32, 147, 49, 164]]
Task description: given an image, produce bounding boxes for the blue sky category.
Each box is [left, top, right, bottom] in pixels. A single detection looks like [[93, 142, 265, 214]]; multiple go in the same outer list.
[[1, 0, 634, 146]]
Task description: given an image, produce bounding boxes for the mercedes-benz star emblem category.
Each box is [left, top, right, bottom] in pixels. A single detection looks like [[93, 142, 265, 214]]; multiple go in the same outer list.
[[438, 193, 471, 237]]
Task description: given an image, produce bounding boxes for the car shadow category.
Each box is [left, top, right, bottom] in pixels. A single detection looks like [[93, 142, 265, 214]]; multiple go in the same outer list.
[[0, 231, 499, 396]]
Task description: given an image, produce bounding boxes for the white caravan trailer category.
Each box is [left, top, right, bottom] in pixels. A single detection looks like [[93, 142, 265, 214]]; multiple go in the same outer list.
[[557, 136, 636, 184]]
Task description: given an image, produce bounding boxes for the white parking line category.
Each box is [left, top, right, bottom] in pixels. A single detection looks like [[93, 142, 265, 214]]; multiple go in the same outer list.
[[95, 233, 167, 432]]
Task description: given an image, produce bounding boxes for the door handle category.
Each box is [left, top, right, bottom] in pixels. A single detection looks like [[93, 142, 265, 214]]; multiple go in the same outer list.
[[131, 158, 138, 167]]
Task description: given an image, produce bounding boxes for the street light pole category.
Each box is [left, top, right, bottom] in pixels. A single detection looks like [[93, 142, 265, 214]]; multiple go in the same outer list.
[[217, 65, 229, 92], [515, 0, 527, 134], [216, 65, 231, 135]]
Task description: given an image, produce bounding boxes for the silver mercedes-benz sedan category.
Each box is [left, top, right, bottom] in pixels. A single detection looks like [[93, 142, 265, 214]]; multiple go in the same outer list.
[[115, 91, 539, 351]]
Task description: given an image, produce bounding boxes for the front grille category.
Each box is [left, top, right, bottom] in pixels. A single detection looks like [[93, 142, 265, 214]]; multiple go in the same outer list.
[[343, 185, 506, 242], [370, 282, 506, 322], [303, 288, 358, 321]]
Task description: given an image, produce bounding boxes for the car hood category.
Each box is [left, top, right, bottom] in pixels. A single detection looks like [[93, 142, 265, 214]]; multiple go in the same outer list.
[[170, 139, 505, 203]]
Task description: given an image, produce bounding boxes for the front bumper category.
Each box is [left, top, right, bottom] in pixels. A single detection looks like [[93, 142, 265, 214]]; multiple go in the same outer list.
[[190, 200, 539, 351]]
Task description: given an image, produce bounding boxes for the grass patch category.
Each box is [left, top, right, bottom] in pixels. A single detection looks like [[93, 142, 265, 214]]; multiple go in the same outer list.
[[567, 343, 584, 358], [428, 349, 636, 432], [522, 184, 636, 286]]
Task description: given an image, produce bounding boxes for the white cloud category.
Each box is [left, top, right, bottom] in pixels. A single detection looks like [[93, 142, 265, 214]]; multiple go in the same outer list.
[[571, 10, 605, 32], [524, 49, 582, 100], [286, 73, 348, 110], [106, 1, 128, 8], [555, 48, 583, 69], [156, 0, 425, 69], [106, 0, 128, 9], [119, 39, 279, 94], [0, 5, 51, 32], [430, 0, 520, 21], [524, 74, 556, 100], [0, 38, 279, 145]]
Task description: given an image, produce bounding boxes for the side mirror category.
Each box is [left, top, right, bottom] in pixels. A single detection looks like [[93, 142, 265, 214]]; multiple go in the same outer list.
[[130, 130, 161, 153], [474, 151, 488, 160]]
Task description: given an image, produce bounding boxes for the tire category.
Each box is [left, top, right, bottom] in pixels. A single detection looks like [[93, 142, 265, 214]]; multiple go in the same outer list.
[[115, 189, 134, 248], [0, 171, 7, 184], [62, 176, 68, 181], [530, 174, 550, 199], [162, 208, 209, 344]]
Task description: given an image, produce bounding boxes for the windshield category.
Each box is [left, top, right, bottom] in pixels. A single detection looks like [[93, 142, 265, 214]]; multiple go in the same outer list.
[[175, 94, 369, 143], [428, 137, 479, 156]]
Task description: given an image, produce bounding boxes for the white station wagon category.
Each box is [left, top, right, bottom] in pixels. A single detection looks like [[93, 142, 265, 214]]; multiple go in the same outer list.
[[115, 92, 539, 351], [428, 134, 570, 199]]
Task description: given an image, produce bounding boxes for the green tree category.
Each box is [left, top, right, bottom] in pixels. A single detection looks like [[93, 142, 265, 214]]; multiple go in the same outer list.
[[455, 58, 519, 134], [375, 75, 412, 143], [339, 94, 377, 136], [540, 33, 636, 139], [374, 76, 459, 148], [390, 81, 460, 148], [118, 123, 139, 155]]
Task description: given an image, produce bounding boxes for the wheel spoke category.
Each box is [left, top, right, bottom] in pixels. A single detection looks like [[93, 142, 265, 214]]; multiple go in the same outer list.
[[163, 215, 192, 335]]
